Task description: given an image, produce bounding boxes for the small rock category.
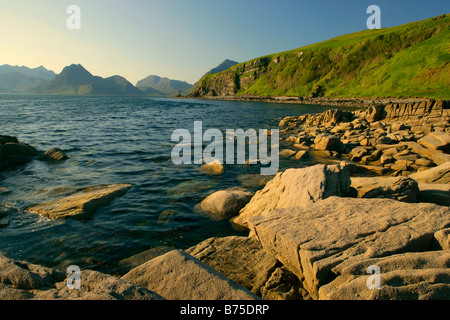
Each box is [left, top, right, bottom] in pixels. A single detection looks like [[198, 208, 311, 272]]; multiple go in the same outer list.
[[279, 149, 297, 157], [200, 160, 224, 175], [294, 150, 309, 160]]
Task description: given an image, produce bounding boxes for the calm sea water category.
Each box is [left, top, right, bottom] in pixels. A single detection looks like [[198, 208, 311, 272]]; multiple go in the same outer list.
[[0, 94, 336, 274]]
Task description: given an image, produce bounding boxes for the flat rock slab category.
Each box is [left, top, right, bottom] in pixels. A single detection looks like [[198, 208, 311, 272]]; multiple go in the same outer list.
[[231, 163, 351, 228], [247, 197, 450, 299], [319, 250, 450, 300], [409, 161, 450, 184], [27, 184, 132, 219], [122, 249, 260, 300]]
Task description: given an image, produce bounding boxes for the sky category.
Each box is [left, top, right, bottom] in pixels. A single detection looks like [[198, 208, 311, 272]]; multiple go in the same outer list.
[[0, 0, 449, 85]]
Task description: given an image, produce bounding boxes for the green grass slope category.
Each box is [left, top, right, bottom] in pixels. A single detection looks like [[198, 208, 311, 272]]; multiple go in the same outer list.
[[192, 14, 450, 100]]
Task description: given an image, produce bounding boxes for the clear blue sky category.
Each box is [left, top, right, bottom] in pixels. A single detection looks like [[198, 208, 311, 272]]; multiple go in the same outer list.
[[0, 0, 448, 84]]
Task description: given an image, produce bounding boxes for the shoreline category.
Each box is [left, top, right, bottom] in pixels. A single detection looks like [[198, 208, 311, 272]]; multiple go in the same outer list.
[[180, 94, 450, 109], [1, 98, 449, 301]]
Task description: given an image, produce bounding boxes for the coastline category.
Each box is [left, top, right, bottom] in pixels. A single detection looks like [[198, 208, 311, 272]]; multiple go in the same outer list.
[[180, 94, 450, 109], [1, 97, 449, 301]]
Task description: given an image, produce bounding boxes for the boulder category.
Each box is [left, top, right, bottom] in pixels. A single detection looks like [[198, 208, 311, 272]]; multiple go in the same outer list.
[[1, 142, 38, 165], [409, 162, 450, 184], [350, 176, 419, 203], [418, 132, 450, 152], [121, 250, 259, 300], [231, 163, 351, 229], [247, 197, 450, 299], [198, 187, 254, 220], [38, 148, 69, 161], [314, 133, 342, 151], [26, 184, 132, 220], [186, 236, 278, 296], [319, 250, 450, 300]]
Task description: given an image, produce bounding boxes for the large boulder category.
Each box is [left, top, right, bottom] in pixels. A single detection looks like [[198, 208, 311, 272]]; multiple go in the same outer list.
[[231, 163, 351, 229], [247, 197, 450, 299], [186, 236, 278, 296], [121, 249, 259, 300], [198, 187, 254, 220], [313, 133, 342, 151], [26, 184, 132, 220]]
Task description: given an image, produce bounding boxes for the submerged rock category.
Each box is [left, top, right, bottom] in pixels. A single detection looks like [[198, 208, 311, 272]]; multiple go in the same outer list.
[[199, 160, 224, 175], [26, 184, 132, 220], [38, 148, 69, 161]]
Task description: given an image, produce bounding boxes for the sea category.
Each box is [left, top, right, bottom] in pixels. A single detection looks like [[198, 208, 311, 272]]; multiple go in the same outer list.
[[0, 94, 337, 275]]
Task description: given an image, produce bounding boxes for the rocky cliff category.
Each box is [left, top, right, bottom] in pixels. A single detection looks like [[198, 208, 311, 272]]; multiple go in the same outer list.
[[190, 14, 450, 100]]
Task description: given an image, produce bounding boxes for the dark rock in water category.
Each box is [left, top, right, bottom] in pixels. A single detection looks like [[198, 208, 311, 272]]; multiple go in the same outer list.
[[38, 147, 69, 161], [0, 135, 19, 144], [1, 142, 38, 166]]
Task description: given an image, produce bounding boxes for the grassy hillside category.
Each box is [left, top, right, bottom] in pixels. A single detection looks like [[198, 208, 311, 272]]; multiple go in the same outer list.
[[191, 14, 450, 100]]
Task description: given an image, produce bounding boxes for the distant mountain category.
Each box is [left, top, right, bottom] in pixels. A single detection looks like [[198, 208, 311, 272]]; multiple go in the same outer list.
[[136, 75, 193, 96], [39, 64, 144, 96], [0, 64, 56, 81], [204, 59, 239, 75], [0, 72, 48, 93]]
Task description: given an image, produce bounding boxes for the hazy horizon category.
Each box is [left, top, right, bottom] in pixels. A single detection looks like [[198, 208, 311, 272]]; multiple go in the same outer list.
[[1, 0, 448, 85]]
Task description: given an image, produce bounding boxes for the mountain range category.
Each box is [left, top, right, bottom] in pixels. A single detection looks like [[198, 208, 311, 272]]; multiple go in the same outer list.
[[39, 64, 144, 96], [0, 59, 239, 96]]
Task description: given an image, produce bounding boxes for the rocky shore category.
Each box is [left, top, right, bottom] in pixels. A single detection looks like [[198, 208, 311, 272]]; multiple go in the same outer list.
[[1, 98, 449, 300]]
